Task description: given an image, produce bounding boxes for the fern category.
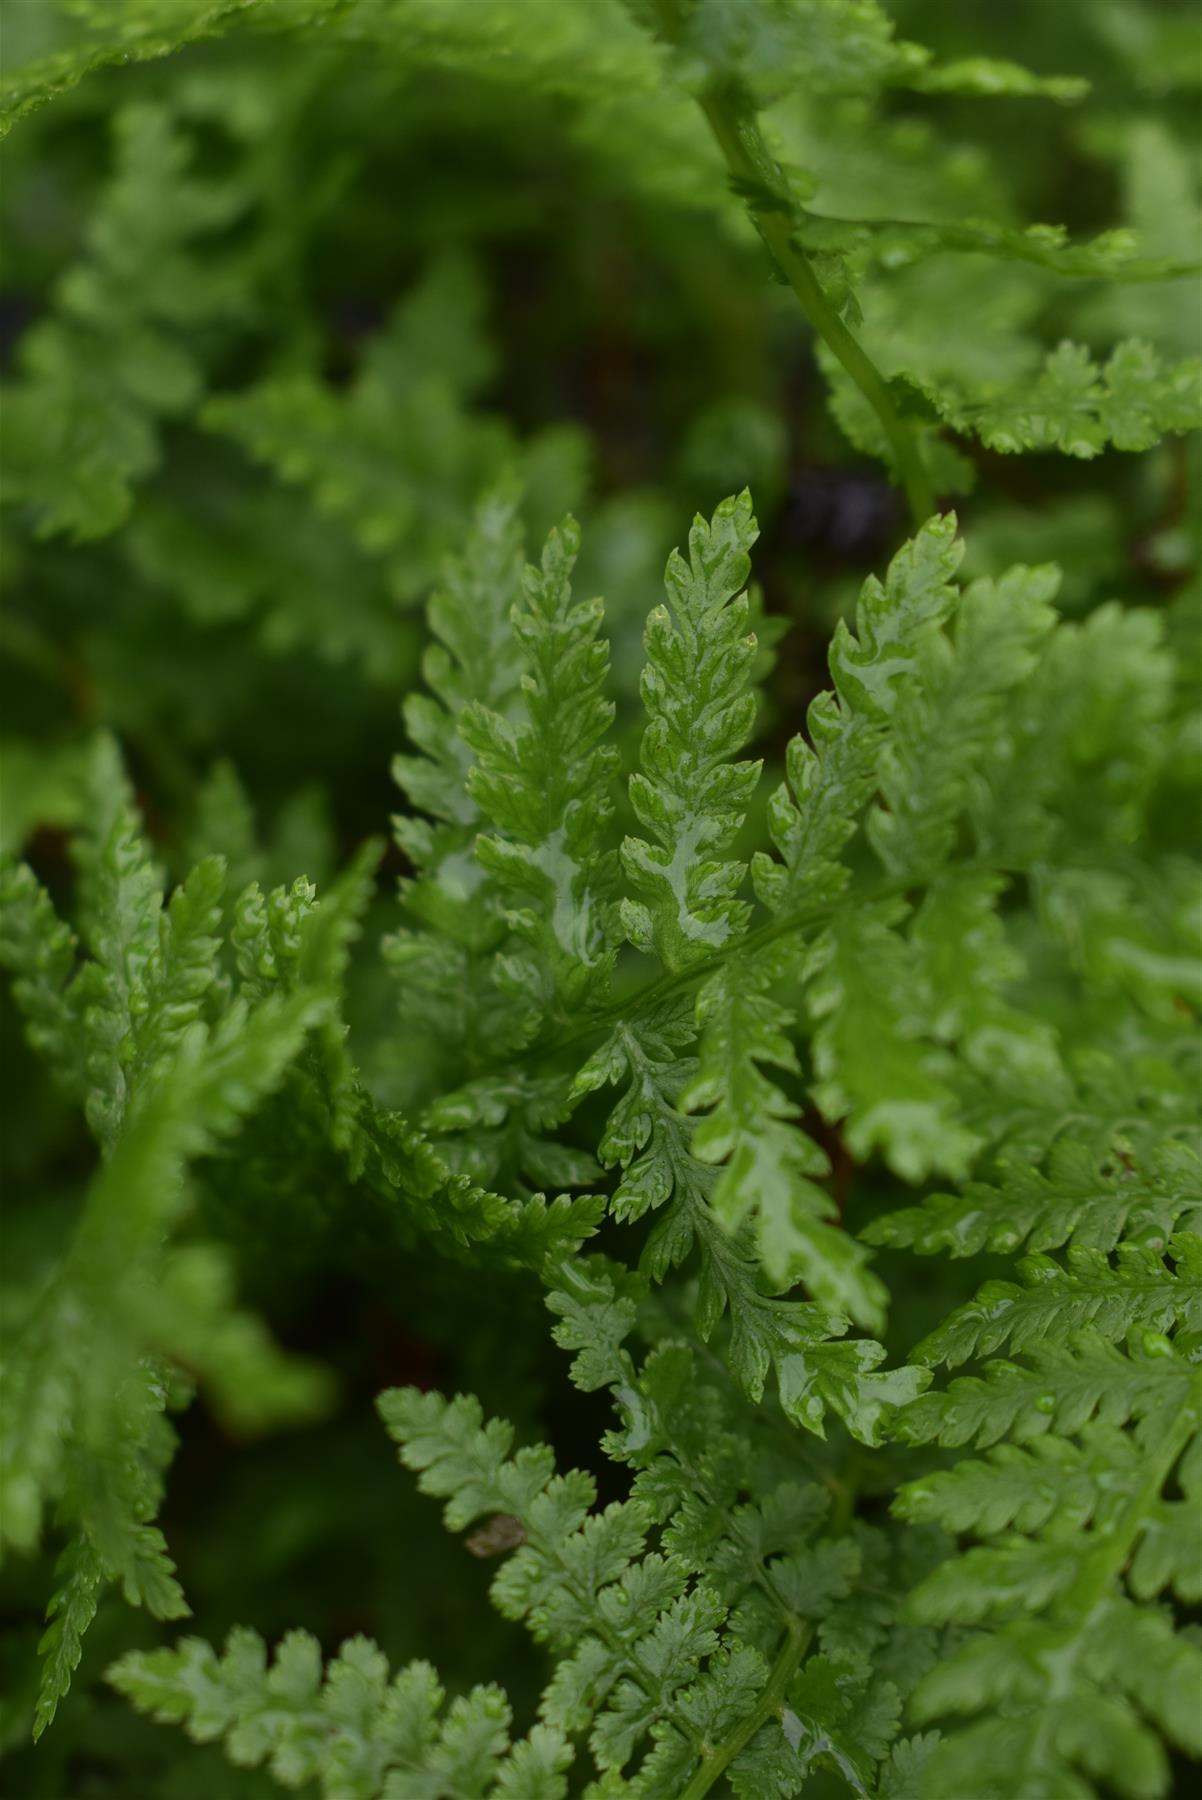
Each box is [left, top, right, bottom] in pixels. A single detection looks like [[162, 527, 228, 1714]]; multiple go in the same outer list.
[[3, 2, 1200, 1795], [0, 735, 593, 1733], [893, 1273, 1201, 1799], [6, 0, 1197, 534], [1, 101, 220, 538], [619, 489, 761, 971], [463, 514, 619, 1017], [204, 256, 577, 608], [0, 741, 348, 1727], [111, 1630, 571, 1799], [112, 1256, 942, 1795], [921, 336, 1202, 460]]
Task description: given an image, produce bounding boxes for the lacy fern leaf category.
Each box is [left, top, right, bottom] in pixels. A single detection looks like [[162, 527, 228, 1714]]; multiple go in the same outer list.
[[4, 3, 1200, 1793], [621, 488, 761, 972]]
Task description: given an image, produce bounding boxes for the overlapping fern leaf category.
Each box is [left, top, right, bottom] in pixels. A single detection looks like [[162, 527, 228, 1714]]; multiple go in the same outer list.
[[0, 731, 596, 1733], [383, 481, 1200, 1477], [4, 0, 1198, 526], [111, 1254, 943, 1797], [374, 474, 1198, 1795], [0, 737, 335, 1730], [2, 3, 1199, 1796], [887, 1237, 1201, 1800], [9, 472, 1197, 1794]]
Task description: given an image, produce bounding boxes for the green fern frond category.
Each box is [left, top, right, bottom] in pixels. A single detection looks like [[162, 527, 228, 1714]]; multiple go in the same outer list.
[[752, 513, 962, 917], [683, 942, 885, 1327], [111, 1628, 572, 1799], [621, 489, 761, 972], [0, 101, 230, 537], [205, 256, 537, 605], [0, 859, 84, 1098], [870, 1139, 1202, 1262], [162, 1253, 910, 1800], [463, 516, 620, 1015], [912, 1234, 1201, 1369], [797, 212, 1200, 285], [933, 337, 1202, 459], [894, 1294, 1202, 1800]]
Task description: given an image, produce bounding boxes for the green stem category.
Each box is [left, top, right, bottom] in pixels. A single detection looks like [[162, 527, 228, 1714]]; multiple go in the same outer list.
[[678, 1619, 812, 1800], [696, 86, 934, 528], [513, 870, 912, 1071], [1067, 1377, 1200, 1614], [1014, 1374, 1199, 1780]]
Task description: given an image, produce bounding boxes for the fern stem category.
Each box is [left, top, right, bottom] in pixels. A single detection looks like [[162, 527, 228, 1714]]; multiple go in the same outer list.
[[646, 0, 933, 525], [1069, 1379, 1200, 1613], [516, 872, 908, 1071], [694, 85, 934, 528], [678, 1619, 812, 1800]]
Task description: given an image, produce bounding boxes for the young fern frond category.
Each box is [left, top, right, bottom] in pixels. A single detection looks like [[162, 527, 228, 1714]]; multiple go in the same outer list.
[[464, 515, 620, 1017], [620, 489, 760, 972], [387, 484, 534, 1070], [537, 492, 926, 1436], [0, 861, 84, 1098], [5, 981, 337, 1734]]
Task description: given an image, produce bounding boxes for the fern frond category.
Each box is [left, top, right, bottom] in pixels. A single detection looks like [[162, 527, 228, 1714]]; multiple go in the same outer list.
[[3, 980, 335, 1730], [572, 999, 924, 1442], [111, 1628, 572, 1799], [804, 898, 979, 1185], [894, 1280, 1202, 1800], [866, 562, 1059, 882], [387, 484, 545, 1076], [68, 733, 170, 1147], [0, 859, 84, 1098], [798, 212, 1201, 285], [911, 1234, 1201, 1369], [645, 0, 1083, 106], [752, 513, 962, 916], [392, 483, 527, 868], [621, 489, 761, 972], [748, 524, 1069, 1181], [205, 255, 524, 601], [376, 1262, 919, 1793], [381, 1383, 765, 1791], [683, 942, 885, 1327], [233, 840, 597, 1259], [602, 491, 903, 1351], [931, 338, 1202, 460], [898, 1322, 1194, 1450], [870, 1139, 1202, 1262], [463, 516, 620, 1015], [0, 101, 229, 537], [0, 3, 289, 138]]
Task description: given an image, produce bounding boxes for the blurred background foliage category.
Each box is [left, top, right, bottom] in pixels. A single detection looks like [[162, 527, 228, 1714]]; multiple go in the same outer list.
[[0, 1, 1198, 1792]]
